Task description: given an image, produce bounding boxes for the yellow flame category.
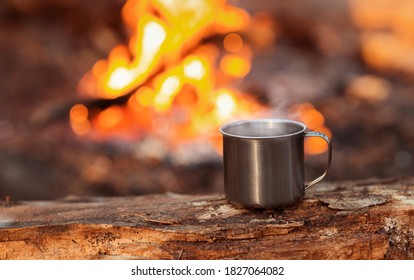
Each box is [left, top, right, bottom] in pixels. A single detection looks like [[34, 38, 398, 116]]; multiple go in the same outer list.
[[154, 76, 182, 112], [74, 0, 266, 154], [183, 58, 206, 80], [107, 67, 136, 91], [135, 86, 155, 107], [104, 17, 167, 95], [131, 18, 167, 69], [78, 0, 250, 99], [215, 90, 236, 120], [220, 54, 251, 78]]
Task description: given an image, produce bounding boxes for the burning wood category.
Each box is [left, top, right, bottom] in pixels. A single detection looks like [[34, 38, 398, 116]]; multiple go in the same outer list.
[[71, 0, 266, 154], [70, 0, 330, 157]]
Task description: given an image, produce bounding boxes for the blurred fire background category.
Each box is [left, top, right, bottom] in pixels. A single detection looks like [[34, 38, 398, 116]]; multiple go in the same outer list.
[[1, 0, 413, 200]]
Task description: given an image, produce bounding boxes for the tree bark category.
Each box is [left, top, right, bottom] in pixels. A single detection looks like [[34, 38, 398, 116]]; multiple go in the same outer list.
[[1, 177, 414, 260]]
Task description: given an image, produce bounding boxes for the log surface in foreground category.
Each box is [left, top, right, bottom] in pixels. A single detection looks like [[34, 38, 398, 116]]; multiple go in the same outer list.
[[1, 177, 414, 259]]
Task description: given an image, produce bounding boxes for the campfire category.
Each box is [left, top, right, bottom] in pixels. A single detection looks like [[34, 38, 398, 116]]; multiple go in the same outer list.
[[69, 0, 330, 157], [6, 0, 413, 201]]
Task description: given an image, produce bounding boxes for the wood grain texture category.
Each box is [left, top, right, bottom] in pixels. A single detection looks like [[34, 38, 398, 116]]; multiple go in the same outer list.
[[1, 177, 414, 260]]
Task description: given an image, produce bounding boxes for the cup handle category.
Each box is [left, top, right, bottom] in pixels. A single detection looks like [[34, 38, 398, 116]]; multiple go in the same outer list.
[[304, 131, 332, 190]]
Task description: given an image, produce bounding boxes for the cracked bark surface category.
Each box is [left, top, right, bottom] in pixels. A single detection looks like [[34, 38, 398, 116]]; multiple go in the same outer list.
[[0, 177, 413, 259]]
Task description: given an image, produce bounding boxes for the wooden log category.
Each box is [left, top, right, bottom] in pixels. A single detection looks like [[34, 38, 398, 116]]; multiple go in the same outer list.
[[1, 177, 414, 260]]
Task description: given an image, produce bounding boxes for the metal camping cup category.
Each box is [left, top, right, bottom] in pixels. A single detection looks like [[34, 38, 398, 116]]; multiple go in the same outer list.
[[220, 119, 332, 208]]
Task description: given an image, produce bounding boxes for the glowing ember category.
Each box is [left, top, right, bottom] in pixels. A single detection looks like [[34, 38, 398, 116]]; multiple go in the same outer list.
[[223, 33, 244, 53], [70, 104, 90, 136], [290, 103, 332, 155]]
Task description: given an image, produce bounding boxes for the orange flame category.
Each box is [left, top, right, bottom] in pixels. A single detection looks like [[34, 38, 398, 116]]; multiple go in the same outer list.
[[72, 0, 329, 157], [73, 0, 264, 153], [78, 0, 250, 99], [70, 104, 90, 136], [290, 103, 331, 155]]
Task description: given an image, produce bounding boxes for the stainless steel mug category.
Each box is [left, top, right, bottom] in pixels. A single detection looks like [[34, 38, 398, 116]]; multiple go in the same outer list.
[[220, 119, 332, 208]]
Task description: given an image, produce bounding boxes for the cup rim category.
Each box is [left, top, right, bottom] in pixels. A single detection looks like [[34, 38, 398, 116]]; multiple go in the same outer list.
[[219, 118, 307, 139]]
